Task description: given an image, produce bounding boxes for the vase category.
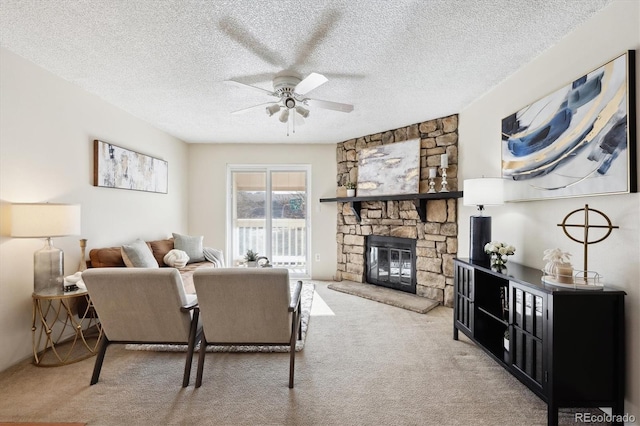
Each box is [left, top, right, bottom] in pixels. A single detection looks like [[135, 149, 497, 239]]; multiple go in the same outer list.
[[490, 253, 508, 271], [346, 189, 356, 197]]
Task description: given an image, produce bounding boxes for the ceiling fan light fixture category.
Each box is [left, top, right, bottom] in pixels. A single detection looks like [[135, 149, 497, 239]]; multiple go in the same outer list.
[[279, 109, 289, 123], [266, 104, 281, 116], [295, 106, 309, 118], [284, 97, 296, 109]]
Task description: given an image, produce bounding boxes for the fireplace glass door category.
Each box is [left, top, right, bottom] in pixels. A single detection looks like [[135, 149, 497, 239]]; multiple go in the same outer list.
[[366, 236, 416, 293]]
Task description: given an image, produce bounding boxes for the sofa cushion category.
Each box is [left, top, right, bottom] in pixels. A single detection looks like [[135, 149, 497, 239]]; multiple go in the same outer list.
[[121, 239, 159, 268], [89, 247, 126, 268], [148, 238, 174, 267], [179, 261, 216, 294], [172, 233, 205, 263]]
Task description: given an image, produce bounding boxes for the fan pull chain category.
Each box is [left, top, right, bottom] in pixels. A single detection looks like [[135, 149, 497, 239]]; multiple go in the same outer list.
[[287, 109, 290, 136]]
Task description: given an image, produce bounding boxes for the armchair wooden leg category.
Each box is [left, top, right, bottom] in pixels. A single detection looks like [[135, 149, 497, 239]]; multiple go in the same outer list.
[[289, 310, 299, 388], [195, 334, 207, 388], [90, 335, 110, 385], [183, 309, 200, 387], [289, 342, 295, 388]]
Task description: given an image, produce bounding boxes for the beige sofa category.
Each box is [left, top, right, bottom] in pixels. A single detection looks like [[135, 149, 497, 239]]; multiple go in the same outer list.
[[88, 238, 217, 294]]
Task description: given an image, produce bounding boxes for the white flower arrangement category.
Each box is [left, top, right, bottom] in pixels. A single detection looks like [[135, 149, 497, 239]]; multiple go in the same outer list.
[[484, 241, 515, 256]]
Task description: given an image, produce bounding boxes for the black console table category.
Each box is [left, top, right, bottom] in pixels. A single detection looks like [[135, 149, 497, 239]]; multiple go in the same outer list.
[[453, 258, 626, 426]]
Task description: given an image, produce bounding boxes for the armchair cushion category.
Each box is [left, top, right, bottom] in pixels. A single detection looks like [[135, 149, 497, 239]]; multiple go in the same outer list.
[[194, 268, 292, 343], [83, 268, 193, 342]]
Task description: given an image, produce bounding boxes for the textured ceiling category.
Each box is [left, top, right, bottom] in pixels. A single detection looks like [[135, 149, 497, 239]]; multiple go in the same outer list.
[[0, 0, 613, 144]]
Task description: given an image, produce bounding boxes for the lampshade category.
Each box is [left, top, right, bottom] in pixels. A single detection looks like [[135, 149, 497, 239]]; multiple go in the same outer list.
[[266, 104, 281, 117], [463, 178, 505, 207], [295, 106, 309, 118], [279, 109, 289, 123], [11, 203, 81, 238]]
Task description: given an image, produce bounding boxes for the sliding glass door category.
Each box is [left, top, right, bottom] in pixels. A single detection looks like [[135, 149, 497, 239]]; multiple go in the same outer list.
[[227, 165, 310, 277]]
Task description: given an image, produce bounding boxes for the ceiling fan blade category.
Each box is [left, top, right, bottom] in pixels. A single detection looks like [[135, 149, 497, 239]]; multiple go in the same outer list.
[[218, 17, 287, 68], [306, 98, 354, 113], [224, 80, 276, 97], [231, 102, 277, 115], [292, 9, 341, 69], [295, 72, 328, 95]]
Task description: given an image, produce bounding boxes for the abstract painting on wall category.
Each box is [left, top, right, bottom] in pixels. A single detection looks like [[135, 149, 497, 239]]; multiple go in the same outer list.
[[93, 140, 168, 194], [501, 50, 637, 201], [357, 138, 420, 196]]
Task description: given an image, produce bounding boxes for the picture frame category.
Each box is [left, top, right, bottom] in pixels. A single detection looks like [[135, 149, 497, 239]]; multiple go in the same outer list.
[[93, 140, 168, 194], [357, 138, 420, 196], [501, 50, 637, 201]]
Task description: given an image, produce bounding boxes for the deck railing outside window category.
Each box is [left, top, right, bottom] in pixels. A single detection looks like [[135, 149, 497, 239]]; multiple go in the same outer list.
[[233, 218, 306, 270]]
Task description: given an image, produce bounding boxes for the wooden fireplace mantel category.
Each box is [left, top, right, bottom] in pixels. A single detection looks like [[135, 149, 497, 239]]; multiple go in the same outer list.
[[319, 191, 463, 222]]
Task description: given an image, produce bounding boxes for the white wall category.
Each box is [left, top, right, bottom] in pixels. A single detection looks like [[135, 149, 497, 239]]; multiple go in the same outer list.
[[188, 143, 337, 279], [459, 0, 640, 418], [0, 48, 190, 371]]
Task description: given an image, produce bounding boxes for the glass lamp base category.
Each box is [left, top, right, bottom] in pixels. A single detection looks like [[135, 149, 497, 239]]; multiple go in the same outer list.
[[34, 238, 64, 294]]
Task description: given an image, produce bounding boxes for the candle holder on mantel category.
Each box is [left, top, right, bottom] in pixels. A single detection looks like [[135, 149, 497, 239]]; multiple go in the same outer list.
[[427, 168, 437, 193], [439, 167, 449, 192]]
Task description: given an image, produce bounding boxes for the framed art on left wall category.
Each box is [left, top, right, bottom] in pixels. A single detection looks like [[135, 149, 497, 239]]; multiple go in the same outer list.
[[93, 140, 168, 194]]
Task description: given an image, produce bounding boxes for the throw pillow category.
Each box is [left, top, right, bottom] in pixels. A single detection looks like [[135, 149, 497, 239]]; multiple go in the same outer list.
[[89, 247, 126, 268], [163, 249, 190, 268], [121, 239, 159, 268], [172, 233, 205, 263], [148, 238, 174, 266]]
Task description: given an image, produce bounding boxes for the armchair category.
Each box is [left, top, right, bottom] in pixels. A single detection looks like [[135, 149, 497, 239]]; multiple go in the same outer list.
[[82, 268, 201, 387], [192, 268, 302, 388]]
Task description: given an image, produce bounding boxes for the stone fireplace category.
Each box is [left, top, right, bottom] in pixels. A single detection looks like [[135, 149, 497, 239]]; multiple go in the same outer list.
[[335, 114, 459, 307]]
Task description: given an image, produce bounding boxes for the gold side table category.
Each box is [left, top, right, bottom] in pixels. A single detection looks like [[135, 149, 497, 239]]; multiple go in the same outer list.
[[31, 288, 102, 367]]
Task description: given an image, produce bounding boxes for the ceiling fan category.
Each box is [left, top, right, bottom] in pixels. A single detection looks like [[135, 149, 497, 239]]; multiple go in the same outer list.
[[225, 71, 354, 134]]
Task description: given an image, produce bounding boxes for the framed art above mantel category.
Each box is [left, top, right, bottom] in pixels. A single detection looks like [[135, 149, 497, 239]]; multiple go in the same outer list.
[[356, 138, 420, 196], [93, 140, 168, 194], [501, 50, 637, 202]]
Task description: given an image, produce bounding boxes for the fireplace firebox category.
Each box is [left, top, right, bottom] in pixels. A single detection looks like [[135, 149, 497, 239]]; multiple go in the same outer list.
[[366, 235, 417, 294]]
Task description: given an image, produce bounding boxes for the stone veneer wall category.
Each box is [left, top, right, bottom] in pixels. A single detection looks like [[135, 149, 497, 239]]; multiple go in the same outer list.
[[335, 114, 459, 307]]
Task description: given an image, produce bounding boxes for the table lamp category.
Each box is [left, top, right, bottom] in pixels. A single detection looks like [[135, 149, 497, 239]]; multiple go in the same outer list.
[[463, 178, 504, 264], [11, 203, 81, 293]]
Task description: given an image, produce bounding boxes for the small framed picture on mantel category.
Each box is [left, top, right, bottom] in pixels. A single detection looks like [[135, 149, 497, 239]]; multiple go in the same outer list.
[[93, 140, 168, 194]]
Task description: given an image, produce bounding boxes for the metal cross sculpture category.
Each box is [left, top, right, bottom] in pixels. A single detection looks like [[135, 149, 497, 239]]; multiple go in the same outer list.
[[557, 204, 619, 275]]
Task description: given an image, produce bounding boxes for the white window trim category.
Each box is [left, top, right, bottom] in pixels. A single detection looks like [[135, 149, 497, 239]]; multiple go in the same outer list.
[[226, 164, 311, 278]]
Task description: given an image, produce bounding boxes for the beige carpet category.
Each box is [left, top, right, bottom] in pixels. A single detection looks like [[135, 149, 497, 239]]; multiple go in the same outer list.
[[0, 281, 608, 425], [328, 280, 439, 313], [0, 424, 86, 426]]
